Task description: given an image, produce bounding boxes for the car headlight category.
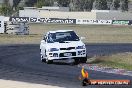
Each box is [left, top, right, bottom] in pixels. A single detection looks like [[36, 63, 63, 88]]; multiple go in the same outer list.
[[76, 45, 85, 49], [48, 48, 59, 52]]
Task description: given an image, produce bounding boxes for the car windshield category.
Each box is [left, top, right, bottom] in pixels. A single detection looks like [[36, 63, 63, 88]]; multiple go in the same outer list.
[[47, 31, 80, 43]]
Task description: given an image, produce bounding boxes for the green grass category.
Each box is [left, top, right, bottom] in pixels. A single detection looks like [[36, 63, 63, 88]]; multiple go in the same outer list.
[[0, 34, 42, 44], [89, 52, 132, 70], [0, 24, 132, 44], [30, 24, 132, 43]]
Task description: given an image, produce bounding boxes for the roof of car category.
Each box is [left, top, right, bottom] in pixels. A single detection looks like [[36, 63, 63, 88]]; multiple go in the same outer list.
[[49, 30, 73, 33]]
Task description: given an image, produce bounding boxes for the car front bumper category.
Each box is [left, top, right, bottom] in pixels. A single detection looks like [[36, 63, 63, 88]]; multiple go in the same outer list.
[[46, 49, 86, 60]]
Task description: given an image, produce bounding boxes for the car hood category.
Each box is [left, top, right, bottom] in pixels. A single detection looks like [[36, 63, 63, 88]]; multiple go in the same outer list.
[[46, 41, 85, 49]]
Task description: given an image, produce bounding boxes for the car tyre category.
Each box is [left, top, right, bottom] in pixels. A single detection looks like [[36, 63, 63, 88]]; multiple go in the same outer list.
[[41, 59, 46, 62], [41, 54, 46, 62], [44, 50, 53, 64], [80, 56, 87, 63], [74, 59, 80, 65], [46, 59, 53, 64]]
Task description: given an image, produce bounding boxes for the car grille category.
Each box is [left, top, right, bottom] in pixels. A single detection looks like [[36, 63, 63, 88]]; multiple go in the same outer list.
[[59, 52, 76, 57], [60, 47, 75, 50]]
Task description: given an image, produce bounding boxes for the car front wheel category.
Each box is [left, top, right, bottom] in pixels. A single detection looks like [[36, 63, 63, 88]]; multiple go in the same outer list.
[[41, 54, 46, 62], [45, 50, 53, 64], [74, 59, 80, 65], [80, 56, 87, 63], [46, 59, 53, 64]]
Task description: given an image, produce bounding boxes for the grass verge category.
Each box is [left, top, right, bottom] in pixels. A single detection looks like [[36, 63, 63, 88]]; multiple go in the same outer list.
[[0, 34, 42, 44], [88, 52, 132, 70], [0, 24, 132, 44], [30, 24, 132, 43]]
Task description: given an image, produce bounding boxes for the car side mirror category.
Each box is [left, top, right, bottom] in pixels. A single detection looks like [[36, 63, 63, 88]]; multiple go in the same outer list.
[[80, 37, 85, 40], [43, 37, 45, 40], [43, 37, 47, 42]]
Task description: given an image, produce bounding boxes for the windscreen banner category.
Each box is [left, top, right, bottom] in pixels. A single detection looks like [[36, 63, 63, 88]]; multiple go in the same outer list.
[[76, 19, 112, 25], [112, 20, 132, 25], [9, 17, 76, 24]]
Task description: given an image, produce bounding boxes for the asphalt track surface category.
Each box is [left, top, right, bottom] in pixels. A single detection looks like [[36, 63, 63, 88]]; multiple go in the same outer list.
[[0, 44, 132, 88]]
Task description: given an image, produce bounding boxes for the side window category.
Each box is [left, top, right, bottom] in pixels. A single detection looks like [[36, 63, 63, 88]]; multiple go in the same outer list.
[[47, 33, 54, 43]]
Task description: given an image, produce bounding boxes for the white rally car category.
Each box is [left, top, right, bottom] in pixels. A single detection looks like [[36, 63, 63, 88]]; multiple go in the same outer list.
[[40, 30, 87, 64]]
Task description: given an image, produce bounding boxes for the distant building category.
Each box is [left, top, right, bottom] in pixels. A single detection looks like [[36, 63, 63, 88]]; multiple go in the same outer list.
[[39, 6, 69, 11], [19, 6, 69, 17], [19, 7, 132, 20]]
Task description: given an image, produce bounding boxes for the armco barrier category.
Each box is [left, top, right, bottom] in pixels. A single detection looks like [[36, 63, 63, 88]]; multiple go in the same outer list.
[[9, 17, 76, 24], [112, 20, 132, 25]]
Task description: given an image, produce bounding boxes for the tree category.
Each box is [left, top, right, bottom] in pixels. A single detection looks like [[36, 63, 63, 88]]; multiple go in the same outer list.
[[36, 0, 44, 8], [107, 0, 113, 10], [70, 0, 94, 11], [25, 0, 37, 7], [0, 4, 12, 16], [35, 0, 54, 8], [121, 0, 129, 11], [56, 0, 70, 7], [95, 0, 108, 10], [113, 0, 120, 10], [74, 0, 85, 11], [13, 0, 21, 9], [83, 0, 94, 11]]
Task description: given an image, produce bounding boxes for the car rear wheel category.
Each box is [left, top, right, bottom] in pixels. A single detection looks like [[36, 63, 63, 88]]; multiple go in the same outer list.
[[41, 59, 46, 62]]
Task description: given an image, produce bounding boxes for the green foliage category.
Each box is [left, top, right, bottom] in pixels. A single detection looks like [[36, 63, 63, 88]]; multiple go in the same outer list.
[[24, 0, 129, 11], [71, 0, 94, 11], [0, 4, 13, 16], [72, 0, 85, 11], [56, 0, 70, 7], [13, 0, 21, 8], [36, 0, 54, 8], [36, 0, 44, 8], [113, 0, 120, 10], [25, 0, 37, 7], [95, 0, 108, 10], [121, 0, 129, 11], [84, 0, 94, 11]]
